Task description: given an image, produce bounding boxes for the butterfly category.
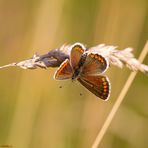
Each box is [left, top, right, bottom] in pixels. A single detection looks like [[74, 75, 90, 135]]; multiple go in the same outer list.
[[54, 43, 111, 100]]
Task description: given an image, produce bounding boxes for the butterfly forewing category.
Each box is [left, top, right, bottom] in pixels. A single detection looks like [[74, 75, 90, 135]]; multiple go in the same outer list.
[[81, 53, 108, 75], [70, 43, 85, 70], [54, 59, 73, 80], [78, 75, 110, 100]]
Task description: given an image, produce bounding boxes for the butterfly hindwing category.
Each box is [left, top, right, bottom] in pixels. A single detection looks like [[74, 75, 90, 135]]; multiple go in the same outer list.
[[70, 43, 85, 70], [78, 75, 110, 100], [54, 59, 73, 80], [81, 53, 108, 75]]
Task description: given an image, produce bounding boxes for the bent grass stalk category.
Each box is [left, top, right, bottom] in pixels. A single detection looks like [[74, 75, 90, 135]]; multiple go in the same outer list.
[[92, 41, 148, 148]]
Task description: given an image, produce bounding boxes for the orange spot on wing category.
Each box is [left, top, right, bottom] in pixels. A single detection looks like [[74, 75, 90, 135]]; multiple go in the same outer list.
[[104, 85, 107, 88], [104, 89, 107, 92], [90, 54, 94, 58], [95, 55, 98, 59]]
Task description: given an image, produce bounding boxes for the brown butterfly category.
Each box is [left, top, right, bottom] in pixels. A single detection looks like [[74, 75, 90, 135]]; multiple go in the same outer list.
[[54, 43, 111, 100]]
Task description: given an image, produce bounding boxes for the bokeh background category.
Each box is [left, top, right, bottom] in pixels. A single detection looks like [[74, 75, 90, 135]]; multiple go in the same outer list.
[[0, 0, 148, 148]]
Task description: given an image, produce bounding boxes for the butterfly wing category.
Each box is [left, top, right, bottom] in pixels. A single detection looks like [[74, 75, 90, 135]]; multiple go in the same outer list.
[[70, 43, 85, 70], [78, 75, 110, 100], [54, 59, 73, 80], [81, 53, 109, 75]]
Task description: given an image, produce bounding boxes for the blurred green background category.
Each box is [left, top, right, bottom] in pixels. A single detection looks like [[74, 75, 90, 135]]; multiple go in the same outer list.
[[0, 0, 148, 148]]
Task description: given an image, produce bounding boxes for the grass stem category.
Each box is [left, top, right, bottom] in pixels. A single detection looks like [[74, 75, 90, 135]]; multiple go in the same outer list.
[[91, 41, 148, 148]]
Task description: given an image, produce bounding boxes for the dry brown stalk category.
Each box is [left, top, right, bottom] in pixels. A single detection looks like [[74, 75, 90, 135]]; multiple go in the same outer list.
[[91, 41, 148, 148]]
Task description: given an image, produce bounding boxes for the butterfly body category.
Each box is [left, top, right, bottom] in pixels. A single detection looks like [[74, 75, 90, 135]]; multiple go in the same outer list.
[[54, 43, 111, 100], [72, 53, 87, 80]]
